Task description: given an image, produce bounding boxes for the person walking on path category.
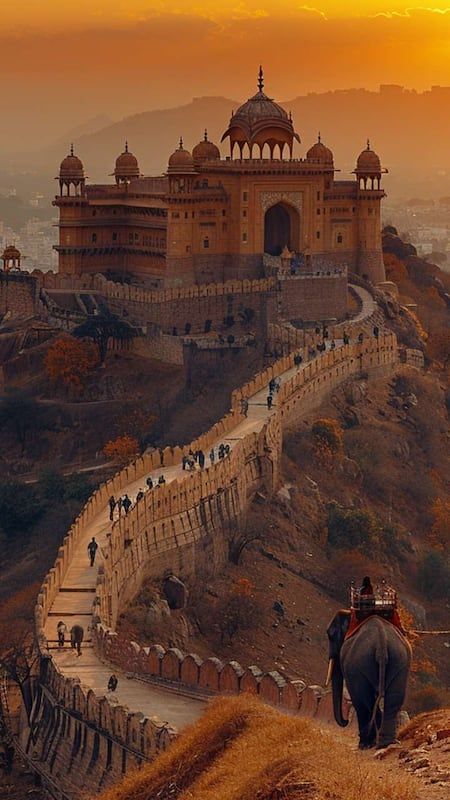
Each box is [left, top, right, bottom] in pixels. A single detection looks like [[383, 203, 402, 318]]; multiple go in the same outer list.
[[117, 496, 123, 515], [57, 620, 67, 648], [136, 489, 144, 503], [159, 447, 164, 466], [122, 494, 132, 515], [241, 398, 249, 416], [146, 476, 153, 489], [158, 475, 166, 485], [108, 674, 118, 693], [88, 537, 98, 567], [373, 325, 379, 339], [209, 448, 215, 465], [70, 625, 84, 657], [198, 450, 205, 469], [267, 394, 273, 409], [108, 495, 116, 521]]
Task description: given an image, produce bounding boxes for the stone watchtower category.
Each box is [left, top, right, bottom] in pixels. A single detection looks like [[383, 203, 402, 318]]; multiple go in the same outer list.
[[354, 141, 387, 284], [1, 244, 21, 272]]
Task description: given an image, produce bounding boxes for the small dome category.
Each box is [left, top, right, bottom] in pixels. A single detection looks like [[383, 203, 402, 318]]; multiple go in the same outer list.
[[114, 142, 140, 178], [168, 138, 195, 172], [306, 134, 333, 165], [59, 145, 84, 178], [2, 244, 21, 260], [114, 142, 140, 180], [356, 141, 381, 174], [192, 130, 220, 162]]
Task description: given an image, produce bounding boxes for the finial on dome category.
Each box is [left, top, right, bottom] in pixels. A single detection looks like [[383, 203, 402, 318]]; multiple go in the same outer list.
[[367, 138, 370, 150], [318, 131, 321, 143], [179, 136, 183, 150], [258, 65, 264, 92], [204, 128, 208, 141], [70, 143, 74, 157], [289, 111, 292, 122], [125, 141, 129, 153]]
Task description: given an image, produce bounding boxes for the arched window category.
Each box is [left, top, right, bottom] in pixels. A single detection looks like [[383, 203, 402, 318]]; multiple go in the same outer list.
[[337, 233, 343, 244], [203, 237, 209, 249]]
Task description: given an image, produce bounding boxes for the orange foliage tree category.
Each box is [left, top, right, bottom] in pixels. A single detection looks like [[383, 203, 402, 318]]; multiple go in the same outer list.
[[311, 418, 343, 471], [0, 582, 41, 721], [102, 434, 140, 464], [45, 336, 98, 395], [213, 578, 261, 644]]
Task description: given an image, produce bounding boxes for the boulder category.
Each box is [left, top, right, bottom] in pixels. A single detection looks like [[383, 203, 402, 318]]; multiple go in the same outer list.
[[163, 575, 189, 609], [145, 598, 171, 627]]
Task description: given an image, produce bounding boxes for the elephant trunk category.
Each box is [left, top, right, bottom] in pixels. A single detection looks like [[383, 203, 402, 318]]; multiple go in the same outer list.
[[331, 660, 348, 728]]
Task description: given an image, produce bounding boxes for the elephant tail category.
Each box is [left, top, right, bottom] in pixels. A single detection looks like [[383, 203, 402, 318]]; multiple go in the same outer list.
[[370, 619, 388, 745]]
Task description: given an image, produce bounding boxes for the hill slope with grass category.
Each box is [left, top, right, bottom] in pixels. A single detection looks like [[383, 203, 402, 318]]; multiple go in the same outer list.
[[97, 695, 449, 800]]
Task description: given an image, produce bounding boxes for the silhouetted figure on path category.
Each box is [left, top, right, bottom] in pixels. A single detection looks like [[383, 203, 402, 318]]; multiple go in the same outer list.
[[108, 495, 116, 521], [146, 476, 153, 489], [267, 394, 273, 409], [210, 448, 215, 464], [88, 537, 98, 567], [108, 674, 118, 693], [198, 450, 205, 469], [136, 489, 144, 503], [122, 494, 131, 515], [70, 624, 84, 656], [57, 620, 67, 648]]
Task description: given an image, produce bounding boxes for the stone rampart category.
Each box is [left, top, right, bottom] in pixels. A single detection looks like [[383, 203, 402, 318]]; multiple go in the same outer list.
[[31, 331, 398, 797], [0, 272, 38, 318]]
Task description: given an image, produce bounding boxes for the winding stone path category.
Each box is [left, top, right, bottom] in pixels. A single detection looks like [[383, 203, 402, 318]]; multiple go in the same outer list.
[[43, 286, 376, 731]]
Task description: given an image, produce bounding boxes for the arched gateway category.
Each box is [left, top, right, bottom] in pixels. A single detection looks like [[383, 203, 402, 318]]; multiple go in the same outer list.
[[264, 202, 300, 256]]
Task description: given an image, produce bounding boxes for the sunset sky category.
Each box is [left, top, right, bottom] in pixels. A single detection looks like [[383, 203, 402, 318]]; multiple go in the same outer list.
[[1, 2, 450, 151]]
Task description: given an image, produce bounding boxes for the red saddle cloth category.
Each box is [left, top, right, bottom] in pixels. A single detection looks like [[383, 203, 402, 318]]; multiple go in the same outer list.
[[345, 608, 405, 641]]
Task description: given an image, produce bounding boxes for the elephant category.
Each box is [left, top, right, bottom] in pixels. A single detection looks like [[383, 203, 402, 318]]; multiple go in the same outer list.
[[327, 610, 411, 749], [70, 624, 84, 656]]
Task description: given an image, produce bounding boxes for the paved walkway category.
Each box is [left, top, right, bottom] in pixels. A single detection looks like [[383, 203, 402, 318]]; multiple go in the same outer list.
[[44, 286, 376, 731]]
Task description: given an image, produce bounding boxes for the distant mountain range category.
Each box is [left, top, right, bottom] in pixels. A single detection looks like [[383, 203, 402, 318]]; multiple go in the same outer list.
[[3, 88, 450, 201]]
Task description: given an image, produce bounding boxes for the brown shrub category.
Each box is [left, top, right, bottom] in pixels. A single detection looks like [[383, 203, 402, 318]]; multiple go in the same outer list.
[[98, 695, 418, 800], [408, 686, 450, 717]]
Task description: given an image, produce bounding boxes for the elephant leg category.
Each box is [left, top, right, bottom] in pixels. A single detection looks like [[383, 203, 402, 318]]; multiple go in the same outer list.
[[378, 690, 404, 748], [348, 674, 377, 749]]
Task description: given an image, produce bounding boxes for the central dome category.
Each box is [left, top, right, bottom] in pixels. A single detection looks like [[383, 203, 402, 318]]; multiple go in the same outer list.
[[114, 142, 140, 182], [221, 67, 300, 159]]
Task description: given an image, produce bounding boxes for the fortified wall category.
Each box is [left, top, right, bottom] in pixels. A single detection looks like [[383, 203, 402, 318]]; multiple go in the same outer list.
[[26, 332, 401, 798], [0, 272, 38, 318], [32, 269, 348, 335]]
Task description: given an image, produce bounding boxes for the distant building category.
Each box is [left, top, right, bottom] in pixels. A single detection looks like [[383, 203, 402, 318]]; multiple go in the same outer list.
[[54, 70, 387, 288]]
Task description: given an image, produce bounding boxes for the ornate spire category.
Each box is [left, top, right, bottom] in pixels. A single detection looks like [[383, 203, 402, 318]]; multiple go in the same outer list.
[[204, 128, 208, 141], [179, 136, 184, 149], [125, 141, 129, 153], [318, 131, 321, 143], [70, 143, 74, 157], [258, 65, 264, 93], [367, 138, 371, 150]]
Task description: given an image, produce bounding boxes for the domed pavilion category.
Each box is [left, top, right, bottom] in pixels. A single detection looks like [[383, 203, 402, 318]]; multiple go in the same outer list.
[[221, 67, 300, 159]]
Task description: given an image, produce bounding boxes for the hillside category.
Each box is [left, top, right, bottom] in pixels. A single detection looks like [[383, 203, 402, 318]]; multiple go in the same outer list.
[[97, 695, 449, 800], [7, 88, 450, 198]]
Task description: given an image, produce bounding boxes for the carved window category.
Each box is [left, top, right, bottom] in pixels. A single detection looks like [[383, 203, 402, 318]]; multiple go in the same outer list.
[[203, 237, 209, 249]]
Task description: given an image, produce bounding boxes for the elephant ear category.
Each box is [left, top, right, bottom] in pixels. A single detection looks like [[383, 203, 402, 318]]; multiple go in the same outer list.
[[327, 610, 351, 658]]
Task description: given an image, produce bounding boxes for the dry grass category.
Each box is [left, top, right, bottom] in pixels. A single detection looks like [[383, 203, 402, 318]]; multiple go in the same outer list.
[[98, 695, 418, 800]]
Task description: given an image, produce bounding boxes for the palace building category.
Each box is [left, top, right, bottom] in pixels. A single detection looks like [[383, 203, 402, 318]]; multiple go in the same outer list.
[[54, 69, 387, 289]]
